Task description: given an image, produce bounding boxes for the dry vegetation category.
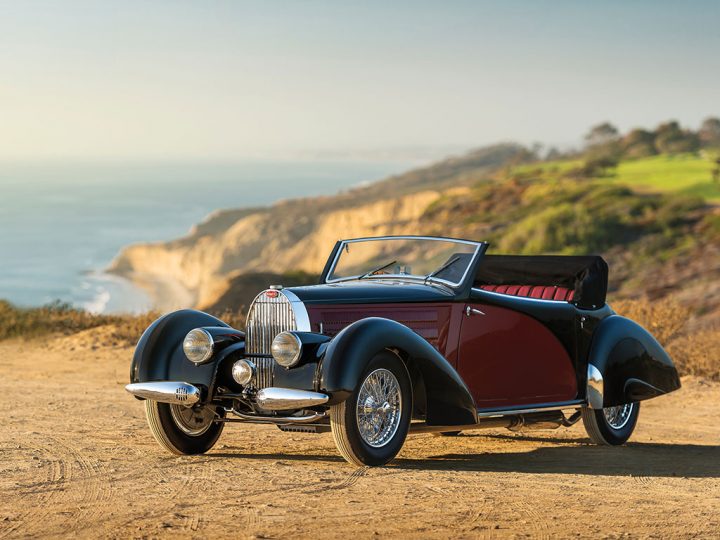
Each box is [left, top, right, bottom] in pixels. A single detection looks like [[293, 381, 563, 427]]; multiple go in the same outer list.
[[0, 300, 244, 347], [612, 296, 720, 381], [1, 297, 717, 380]]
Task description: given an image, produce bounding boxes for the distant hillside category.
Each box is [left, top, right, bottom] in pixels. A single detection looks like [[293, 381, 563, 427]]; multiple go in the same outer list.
[[109, 118, 720, 328]]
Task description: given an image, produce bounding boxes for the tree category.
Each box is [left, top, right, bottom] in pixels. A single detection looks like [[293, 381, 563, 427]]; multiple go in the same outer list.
[[621, 128, 657, 158], [699, 117, 720, 149], [583, 123, 621, 176], [584, 122, 620, 149], [654, 121, 699, 154]]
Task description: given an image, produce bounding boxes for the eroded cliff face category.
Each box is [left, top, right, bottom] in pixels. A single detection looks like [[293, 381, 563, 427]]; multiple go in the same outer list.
[[108, 143, 529, 310], [109, 189, 446, 310]]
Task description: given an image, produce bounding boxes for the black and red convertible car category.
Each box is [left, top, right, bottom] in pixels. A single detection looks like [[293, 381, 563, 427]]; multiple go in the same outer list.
[[127, 236, 680, 466]]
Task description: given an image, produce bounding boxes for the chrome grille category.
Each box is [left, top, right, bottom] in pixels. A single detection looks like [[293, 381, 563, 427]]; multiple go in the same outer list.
[[245, 290, 297, 388]]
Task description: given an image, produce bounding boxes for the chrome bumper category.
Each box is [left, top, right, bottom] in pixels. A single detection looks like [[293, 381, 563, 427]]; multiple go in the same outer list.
[[125, 381, 201, 406], [256, 387, 329, 411]]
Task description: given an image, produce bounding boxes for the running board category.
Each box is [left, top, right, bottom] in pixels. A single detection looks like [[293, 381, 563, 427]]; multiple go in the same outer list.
[[476, 399, 585, 418]]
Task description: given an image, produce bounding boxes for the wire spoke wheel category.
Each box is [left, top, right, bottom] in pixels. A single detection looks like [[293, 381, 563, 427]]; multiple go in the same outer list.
[[169, 404, 217, 436], [329, 351, 411, 466], [581, 401, 639, 446], [602, 403, 634, 430], [356, 368, 402, 447]]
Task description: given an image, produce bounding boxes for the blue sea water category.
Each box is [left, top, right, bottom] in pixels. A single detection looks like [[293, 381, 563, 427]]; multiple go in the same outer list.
[[0, 160, 411, 313]]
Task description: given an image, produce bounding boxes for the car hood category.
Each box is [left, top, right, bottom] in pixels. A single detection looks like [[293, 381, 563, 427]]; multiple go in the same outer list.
[[286, 280, 455, 305]]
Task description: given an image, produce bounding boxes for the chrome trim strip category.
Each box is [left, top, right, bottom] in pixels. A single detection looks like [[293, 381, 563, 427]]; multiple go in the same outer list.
[[476, 400, 584, 418], [282, 289, 311, 331], [255, 387, 329, 411], [471, 287, 571, 305], [587, 364, 604, 409], [325, 236, 484, 287], [125, 382, 201, 406]]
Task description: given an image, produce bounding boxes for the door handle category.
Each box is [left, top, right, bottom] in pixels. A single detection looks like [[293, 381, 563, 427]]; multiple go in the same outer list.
[[465, 306, 485, 317]]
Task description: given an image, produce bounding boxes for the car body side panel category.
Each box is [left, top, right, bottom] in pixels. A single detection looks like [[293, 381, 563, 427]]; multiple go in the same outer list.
[[588, 315, 680, 407], [458, 303, 578, 407], [306, 303, 465, 367]]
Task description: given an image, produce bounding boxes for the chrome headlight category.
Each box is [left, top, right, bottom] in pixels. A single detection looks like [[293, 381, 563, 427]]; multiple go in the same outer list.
[[232, 359, 255, 385], [271, 331, 302, 368], [183, 328, 214, 364]]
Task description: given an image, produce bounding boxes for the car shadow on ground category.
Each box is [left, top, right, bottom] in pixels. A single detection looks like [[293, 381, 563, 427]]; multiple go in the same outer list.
[[208, 441, 719, 478], [391, 442, 720, 478]]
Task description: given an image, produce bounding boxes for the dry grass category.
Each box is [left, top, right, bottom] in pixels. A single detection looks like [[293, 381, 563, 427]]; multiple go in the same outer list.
[[0, 300, 245, 347], [611, 296, 691, 344], [613, 296, 720, 381]]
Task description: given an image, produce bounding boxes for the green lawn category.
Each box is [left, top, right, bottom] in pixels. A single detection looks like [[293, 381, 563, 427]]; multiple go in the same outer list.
[[613, 153, 720, 203]]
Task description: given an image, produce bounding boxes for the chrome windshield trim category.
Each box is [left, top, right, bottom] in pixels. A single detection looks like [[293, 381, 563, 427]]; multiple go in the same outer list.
[[325, 236, 486, 287]]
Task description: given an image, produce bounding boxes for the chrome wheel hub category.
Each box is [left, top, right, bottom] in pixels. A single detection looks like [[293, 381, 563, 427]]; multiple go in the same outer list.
[[356, 368, 402, 448], [170, 404, 216, 436], [603, 403, 634, 430]]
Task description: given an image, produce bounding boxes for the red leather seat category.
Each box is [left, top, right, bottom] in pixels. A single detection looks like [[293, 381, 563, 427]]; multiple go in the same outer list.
[[479, 284, 575, 302]]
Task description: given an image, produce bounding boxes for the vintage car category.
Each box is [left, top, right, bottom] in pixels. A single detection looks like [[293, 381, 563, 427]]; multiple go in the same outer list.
[[126, 236, 680, 466]]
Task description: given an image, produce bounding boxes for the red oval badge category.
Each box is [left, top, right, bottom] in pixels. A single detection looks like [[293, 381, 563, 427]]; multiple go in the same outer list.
[[265, 290, 279, 298]]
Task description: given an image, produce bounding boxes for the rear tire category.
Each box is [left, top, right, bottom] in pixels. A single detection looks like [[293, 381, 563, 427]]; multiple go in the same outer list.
[[144, 400, 224, 455], [581, 402, 639, 445], [330, 351, 411, 466]]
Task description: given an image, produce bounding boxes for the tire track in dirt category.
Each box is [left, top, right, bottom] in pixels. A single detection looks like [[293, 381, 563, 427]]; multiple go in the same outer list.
[[40, 436, 114, 535], [0, 435, 72, 539]]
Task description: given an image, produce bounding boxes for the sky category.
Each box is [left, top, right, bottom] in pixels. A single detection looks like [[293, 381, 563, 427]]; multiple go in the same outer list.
[[1, 0, 718, 161]]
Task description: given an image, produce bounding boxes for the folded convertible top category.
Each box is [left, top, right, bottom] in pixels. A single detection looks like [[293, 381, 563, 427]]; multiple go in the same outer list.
[[474, 254, 609, 309]]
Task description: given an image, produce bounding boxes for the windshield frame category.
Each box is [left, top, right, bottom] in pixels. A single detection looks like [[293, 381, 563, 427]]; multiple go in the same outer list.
[[323, 235, 486, 288]]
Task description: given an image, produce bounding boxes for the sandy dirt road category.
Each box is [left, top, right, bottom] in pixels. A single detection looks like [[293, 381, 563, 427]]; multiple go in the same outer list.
[[1, 330, 718, 539]]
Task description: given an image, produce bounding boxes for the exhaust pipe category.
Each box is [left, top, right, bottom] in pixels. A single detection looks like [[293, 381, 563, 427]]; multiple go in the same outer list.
[[125, 382, 201, 406]]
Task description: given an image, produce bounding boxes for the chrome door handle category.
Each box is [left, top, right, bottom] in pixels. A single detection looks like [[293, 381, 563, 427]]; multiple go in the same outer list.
[[465, 306, 485, 317]]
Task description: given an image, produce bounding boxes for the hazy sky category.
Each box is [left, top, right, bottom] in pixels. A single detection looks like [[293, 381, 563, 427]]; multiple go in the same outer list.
[[1, 1, 718, 160]]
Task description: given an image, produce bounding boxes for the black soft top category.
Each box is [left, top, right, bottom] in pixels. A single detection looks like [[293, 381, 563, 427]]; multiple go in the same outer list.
[[474, 254, 609, 309]]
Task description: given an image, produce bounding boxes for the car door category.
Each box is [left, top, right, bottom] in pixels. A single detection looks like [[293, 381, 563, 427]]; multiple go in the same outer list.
[[457, 302, 578, 409]]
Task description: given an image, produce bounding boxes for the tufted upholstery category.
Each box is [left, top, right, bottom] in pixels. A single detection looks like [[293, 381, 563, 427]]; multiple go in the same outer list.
[[479, 284, 575, 302]]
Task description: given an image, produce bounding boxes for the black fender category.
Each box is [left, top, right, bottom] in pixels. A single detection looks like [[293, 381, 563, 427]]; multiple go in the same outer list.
[[587, 315, 680, 408], [319, 317, 477, 426], [130, 309, 245, 400]]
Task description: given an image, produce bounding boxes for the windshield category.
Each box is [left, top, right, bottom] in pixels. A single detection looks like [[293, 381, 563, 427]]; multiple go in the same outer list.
[[326, 237, 483, 286]]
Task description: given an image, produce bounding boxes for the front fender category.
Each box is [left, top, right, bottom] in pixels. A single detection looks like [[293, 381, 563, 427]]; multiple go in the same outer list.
[[587, 315, 680, 408], [320, 317, 477, 425], [130, 310, 245, 400]]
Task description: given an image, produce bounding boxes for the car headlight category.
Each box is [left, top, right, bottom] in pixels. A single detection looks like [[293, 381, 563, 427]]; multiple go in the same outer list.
[[232, 359, 255, 385], [183, 328, 214, 364], [271, 331, 302, 368]]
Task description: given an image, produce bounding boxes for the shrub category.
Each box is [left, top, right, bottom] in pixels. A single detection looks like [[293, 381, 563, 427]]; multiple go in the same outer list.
[[612, 297, 719, 381]]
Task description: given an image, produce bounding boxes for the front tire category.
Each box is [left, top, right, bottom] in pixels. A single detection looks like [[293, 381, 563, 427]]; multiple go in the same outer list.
[[144, 400, 224, 455], [330, 351, 412, 466], [581, 402, 639, 445]]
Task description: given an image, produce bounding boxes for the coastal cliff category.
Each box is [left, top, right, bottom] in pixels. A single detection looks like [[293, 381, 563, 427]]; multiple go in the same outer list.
[[108, 143, 526, 310]]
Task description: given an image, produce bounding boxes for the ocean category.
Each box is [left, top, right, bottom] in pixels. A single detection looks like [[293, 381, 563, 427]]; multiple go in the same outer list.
[[0, 160, 411, 313]]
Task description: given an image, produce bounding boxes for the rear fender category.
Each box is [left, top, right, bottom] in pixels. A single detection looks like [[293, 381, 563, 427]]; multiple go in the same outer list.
[[130, 310, 245, 399], [320, 317, 477, 425], [587, 315, 680, 408]]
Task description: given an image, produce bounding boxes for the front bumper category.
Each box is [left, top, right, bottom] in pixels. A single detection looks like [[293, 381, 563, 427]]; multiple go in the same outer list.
[[125, 381, 201, 405], [126, 381, 329, 411]]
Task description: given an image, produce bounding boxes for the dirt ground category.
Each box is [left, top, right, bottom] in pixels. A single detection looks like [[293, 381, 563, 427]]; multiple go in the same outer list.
[[1, 329, 718, 539]]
